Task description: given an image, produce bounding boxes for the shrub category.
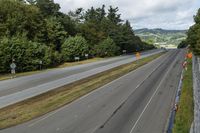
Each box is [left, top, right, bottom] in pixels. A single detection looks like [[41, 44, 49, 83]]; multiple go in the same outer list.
[[94, 37, 120, 57], [61, 36, 89, 61], [0, 36, 52, 73]]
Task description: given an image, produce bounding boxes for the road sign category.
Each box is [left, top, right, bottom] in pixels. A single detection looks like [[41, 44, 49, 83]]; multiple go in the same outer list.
[[10, 63, 16, 69], [39, 60, 43, 65], [10, 63, 16, 76], [135, 52, 141, 59], [123, 50, 127, 54], [75, 57, 80, 61]]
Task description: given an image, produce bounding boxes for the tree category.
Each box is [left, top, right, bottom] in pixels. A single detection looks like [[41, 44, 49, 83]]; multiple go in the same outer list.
[[0, 36, 52, 72], [57, 12, 77, 36], [79, 21, 106, 46], [178, 40, 188, 48], [85, 5, 106, 22], [68, 8, 85, 23], [194, 9, 200, 24], [61, 36, 89, 61], [0, 2, 155, 73], [107, 6, 122, 25], [36, 0, 60, 17], [94, 37, 120, 57], [44, 17, 67, 51], [0, 0, 44, 40], [187, 9, 200, 55]]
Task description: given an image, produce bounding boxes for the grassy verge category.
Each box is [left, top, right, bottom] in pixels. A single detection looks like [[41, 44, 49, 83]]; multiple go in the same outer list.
[[57, 57, 103, 68], [0, 58, 103, 81], [0, 52, 164, 129], [173, 58, 194, 133]]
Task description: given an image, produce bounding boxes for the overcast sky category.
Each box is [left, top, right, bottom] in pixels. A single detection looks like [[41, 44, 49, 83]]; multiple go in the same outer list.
[[54, 0, 200, 30]]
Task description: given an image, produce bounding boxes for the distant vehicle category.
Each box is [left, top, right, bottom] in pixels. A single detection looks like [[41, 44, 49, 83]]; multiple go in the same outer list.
[[161, 47, 168, 51]]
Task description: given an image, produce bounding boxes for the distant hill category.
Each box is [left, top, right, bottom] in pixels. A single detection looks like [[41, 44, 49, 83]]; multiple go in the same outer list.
[[135, 28, 187, 47]]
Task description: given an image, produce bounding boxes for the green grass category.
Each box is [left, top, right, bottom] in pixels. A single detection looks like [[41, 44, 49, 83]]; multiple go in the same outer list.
[[173, 58, 194, 133], [0, 52, 164, 129]]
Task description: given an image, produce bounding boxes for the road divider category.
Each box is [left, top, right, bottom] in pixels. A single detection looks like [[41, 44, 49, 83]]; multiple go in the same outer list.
[[0, 52, 165, 129]]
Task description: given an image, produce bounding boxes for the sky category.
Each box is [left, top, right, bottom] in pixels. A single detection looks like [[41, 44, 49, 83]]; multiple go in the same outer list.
[[54, 0, 200, 30]]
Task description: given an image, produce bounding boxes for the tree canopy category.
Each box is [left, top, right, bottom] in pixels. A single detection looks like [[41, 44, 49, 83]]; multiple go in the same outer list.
[[0, 0, 155, 73], [187, 8, 200, 55]]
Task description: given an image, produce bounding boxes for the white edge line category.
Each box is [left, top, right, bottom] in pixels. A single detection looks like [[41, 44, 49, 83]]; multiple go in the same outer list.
[[28, 51, 165, 127], [129, 50, 180, 133]]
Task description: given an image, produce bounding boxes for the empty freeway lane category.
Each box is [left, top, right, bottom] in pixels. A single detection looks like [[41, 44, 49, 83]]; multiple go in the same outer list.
[[0, 49, 186, 133], [0, 49, 161, 109]]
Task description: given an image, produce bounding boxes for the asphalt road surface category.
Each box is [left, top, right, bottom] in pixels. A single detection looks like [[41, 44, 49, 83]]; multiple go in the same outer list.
[[0, 49, 186, 133], [0, 49, 162, 109]]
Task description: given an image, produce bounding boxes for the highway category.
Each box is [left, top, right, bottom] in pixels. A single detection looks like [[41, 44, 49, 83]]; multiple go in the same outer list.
[[0, 49, 162, 109], [0, 49, 186, 133]]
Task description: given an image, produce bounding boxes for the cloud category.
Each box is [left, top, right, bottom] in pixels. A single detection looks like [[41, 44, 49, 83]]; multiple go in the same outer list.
[[54, 0, 200, 30]]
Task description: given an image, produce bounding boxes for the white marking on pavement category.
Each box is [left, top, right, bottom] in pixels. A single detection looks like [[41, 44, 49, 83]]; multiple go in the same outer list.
[[28, 52, 166, 128], [28, 106, 67, 127], [129, 51, 179, 133]]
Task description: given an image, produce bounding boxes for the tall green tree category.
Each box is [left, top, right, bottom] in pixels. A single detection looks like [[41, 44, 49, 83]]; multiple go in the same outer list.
[[0, 36, 52, 72], [36, 0, 60, 17], [61, 36, 89, 61], [0, 2, 155, 73], [94, 37, 120, 57], [0, 0, 44, 40], [107, 6, 122, 25], [187, 9, 200, 55], [44, 17, 67, 51]]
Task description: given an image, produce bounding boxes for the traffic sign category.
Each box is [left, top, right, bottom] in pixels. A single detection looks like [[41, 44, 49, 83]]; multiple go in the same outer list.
[[10, 63, 16, 69], [75, 57, 80, 61], [135, 52, 141, 59]]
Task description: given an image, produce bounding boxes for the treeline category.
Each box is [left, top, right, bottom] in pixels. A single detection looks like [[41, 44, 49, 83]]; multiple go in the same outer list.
[[178, 8, 200, 55], [0, 0, 155, 73]]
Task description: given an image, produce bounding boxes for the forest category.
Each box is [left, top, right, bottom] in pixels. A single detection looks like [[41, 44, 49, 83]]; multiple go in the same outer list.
[[0, 0, 155, 73]]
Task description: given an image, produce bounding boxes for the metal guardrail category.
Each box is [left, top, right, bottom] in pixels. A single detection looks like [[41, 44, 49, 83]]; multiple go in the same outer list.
[[190, 56, 200, 133], [167, 69, 184, 133]]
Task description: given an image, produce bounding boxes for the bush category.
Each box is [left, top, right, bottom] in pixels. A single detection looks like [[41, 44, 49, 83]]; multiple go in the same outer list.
[[61, 36, 89, 61], [94, 37, 120, 57], [178, 40, 188, 49], [0, 36, 53, 73]]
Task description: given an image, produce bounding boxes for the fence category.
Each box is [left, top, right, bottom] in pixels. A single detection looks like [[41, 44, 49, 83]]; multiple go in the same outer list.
[[190, 56, 200, 133]]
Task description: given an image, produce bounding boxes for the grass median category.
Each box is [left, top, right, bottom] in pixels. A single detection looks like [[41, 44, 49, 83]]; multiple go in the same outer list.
[[0, 52, 164, 129], [173, 58, 194, 133]]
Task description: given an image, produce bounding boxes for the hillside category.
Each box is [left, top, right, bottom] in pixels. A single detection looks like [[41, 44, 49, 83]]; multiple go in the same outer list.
[[135, 28, 187, 48]]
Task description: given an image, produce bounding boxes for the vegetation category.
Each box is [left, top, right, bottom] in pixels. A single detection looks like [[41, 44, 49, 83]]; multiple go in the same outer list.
[[173, 58, 193, 133], [135, 28, 187, 47], [94, 37, 120, 57], [0, 52, 164, 129], [177, 40, 188, 48], [187, 9, 200, 55], [0, 0, 155, 73], [61, 36, 89, 61]]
